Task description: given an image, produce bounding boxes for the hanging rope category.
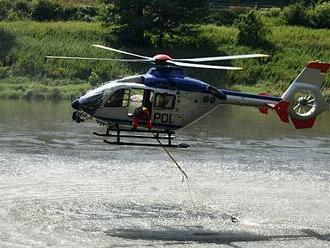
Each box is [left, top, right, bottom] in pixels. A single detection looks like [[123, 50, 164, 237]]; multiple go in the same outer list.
[[154, 135, 188, 181], [154, 134, 239, 223]]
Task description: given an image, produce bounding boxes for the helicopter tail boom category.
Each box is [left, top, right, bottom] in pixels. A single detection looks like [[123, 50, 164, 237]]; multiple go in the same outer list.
[[262, 61, 329, 128], [224, 61, 329, 129]]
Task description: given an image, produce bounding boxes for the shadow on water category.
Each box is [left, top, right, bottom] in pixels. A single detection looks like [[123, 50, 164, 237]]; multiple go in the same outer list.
[[106, 228, 329, 247]]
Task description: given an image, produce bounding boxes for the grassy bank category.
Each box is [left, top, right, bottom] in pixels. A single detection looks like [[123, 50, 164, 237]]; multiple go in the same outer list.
[[0, 21, 329, 100]]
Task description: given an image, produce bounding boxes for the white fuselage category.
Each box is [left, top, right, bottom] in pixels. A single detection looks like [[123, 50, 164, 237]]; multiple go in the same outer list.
[[79, 81, 282, 131], [89, 81, 222, 130]]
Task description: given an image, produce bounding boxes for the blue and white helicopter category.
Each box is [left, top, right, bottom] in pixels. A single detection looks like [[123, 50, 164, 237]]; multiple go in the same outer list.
[[47, 45, 329, 148]]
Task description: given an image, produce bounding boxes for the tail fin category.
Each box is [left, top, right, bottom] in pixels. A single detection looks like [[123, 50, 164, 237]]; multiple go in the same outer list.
[[280, 61, 329, 129]]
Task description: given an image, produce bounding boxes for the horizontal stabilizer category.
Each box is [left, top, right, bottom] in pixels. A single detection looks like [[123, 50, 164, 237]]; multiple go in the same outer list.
[[261, 101, 290, 123], [258, 93, 270, 114], [258, 107, 268, 114]]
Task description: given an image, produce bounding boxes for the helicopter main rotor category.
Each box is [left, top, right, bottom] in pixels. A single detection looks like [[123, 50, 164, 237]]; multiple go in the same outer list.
[[46, 44, 269, 71]]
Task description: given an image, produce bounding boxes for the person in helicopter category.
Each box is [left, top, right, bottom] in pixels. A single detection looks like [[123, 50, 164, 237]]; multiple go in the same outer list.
[[132, 105, 152, 130]]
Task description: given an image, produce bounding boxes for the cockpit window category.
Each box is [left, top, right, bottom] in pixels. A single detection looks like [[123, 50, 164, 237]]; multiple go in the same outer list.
[[154, 93, 176, 109], [104, 89, 130, 107]]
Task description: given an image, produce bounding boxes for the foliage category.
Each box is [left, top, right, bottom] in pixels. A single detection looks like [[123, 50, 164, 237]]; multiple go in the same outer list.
[[105, 0, 209, 46], [308, 2, 330, 29], [0, 19, 329, 99], [236, 10, 271, 48], [0, 1, 10, 21], [0, 21, 132, 80], [206, 8, 248, 26], [0, 66, 9, 79], [282, 2, 309, 26], [0, 0, 99, 21], [32, 0, 60, 21], [283, 2, 330, 28], [260, 7, 281, 17], [105, 0, 147, 44], [13, 0, 33, 19], [210, 0, 291, 6], [88, 71, 102, 86], [144, 0, 209, 47]]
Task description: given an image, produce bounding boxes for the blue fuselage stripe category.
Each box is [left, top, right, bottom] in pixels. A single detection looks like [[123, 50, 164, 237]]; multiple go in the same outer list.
[[222, 90, 282, 102]]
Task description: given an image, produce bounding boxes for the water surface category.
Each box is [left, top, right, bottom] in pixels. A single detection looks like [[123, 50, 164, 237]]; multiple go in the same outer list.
[[0, 100, 329, 247]]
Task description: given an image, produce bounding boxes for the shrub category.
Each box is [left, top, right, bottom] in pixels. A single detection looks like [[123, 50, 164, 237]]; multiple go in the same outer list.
[[282, 3, 309, 26], [207, 9, 245, 26], [0, 1, 10, 21], [13, 0, 32, 20], [0, 90, 20, 99], [23, 89, 46, 100], [47, 87, 63, 100], [74, 6, 97, 21], [236, 10, 271, 48], [32, 0, 60, 21], [309, 2, 330, 29], [263, 7, 281, 17], [0, 66, 9, 79], [88, 71, 102, 86]]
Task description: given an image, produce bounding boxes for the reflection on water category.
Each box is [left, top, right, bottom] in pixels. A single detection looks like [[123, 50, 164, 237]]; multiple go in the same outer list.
[[0, 100, 329, 248]]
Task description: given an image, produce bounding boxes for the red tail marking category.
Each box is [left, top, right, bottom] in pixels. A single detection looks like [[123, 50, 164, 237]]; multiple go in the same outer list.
[[307, 62, 330, 73], [291, 117, 316, 129], [274, 101, 290, 123], [259, 107, 268, 114]]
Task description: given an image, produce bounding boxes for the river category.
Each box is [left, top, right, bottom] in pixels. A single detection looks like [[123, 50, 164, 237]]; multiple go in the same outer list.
[[0, 100, 329, 247]]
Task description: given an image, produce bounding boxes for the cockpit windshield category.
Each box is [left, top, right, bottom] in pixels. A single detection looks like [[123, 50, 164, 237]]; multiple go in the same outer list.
[[104, 89, 130, 107]]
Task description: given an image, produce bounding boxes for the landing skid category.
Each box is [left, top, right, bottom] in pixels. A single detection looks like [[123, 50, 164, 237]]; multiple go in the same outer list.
[[93, 126, 189, 148]]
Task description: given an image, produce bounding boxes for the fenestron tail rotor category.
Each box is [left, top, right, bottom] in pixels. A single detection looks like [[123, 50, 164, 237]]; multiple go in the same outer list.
[[291, 89, 317, 117], [46, 44, 269, 70]]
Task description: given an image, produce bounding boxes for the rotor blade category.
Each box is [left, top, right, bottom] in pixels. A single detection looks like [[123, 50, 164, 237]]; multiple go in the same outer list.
[[92, 45, 152, 60], [46, 56, 150, 62], [173, 54, 269, 63], [168, 61, 242, 70]]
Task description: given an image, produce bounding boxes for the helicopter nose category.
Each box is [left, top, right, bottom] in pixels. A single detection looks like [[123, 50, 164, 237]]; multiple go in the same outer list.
[[71, 99, 80, 110]]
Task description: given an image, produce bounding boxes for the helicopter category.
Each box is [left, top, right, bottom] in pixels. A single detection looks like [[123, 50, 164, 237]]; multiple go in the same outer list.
[[47, 45, 329, 148]]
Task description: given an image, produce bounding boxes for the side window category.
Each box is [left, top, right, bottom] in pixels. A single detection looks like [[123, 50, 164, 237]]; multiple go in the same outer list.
[[154, 93, 176, 109], [104, 89, 130, 107]]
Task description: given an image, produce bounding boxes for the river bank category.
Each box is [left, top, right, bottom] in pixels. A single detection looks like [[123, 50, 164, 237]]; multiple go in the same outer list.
[[0, 21, 329, 100]]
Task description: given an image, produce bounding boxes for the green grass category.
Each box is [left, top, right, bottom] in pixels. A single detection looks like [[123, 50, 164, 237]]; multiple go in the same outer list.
[[0, 20, 329, 100], [0, 77, 90, 100]]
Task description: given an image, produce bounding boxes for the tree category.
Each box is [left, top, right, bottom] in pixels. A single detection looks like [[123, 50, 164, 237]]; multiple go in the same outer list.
[[236, 10, 271, 48], [32, 0, 60, 21], [106, 0, 148, 45], [144, 0, 209, 47], [104, 0, 209, 46], [282, 2, 309, 26]]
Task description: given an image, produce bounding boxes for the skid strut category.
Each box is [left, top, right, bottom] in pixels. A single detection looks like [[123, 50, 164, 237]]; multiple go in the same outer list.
[[93, 126, 189, 148]]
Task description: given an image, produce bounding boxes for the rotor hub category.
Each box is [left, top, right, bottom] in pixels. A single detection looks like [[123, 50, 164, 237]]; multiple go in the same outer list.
[[153, 54, 172, 63], [298, 97, 309, 106]]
